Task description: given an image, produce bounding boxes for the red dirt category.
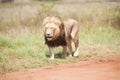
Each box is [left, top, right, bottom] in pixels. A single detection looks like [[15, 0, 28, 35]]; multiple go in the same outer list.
[[0, 56, 120, 80]]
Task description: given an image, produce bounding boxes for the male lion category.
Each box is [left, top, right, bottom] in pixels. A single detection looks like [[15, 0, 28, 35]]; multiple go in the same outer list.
[[43, 16, 79, 59]]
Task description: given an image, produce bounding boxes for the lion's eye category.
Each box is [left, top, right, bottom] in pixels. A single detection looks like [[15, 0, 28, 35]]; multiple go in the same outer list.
[[45, 27, 48, 29], [50, 27, 55, 30]]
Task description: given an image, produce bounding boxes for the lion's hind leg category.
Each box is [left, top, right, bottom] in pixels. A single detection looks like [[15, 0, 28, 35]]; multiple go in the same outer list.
[[73, 38, 79, 57], [71, 29, 79, 57]]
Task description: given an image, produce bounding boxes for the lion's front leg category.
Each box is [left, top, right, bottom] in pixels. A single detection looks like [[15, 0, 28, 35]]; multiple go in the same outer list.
[[62, 46, 67, 59], [48, 46, 54, 59]]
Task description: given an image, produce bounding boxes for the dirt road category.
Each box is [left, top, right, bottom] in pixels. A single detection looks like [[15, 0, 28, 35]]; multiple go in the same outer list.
[[0, 56, 120, 80]]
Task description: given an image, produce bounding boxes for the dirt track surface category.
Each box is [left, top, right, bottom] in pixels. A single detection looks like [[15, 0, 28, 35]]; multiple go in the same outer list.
[[0, 56, 120, 80]]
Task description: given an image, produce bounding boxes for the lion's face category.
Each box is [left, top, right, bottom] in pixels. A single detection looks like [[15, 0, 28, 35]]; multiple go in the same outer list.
[[45, 23, 61, 41], [43, 16, 63, 41]]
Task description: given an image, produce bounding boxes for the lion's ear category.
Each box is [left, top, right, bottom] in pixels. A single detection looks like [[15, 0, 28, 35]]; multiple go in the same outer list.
[[53, 17, 63, 27], [53, 20, 62, 26], [43, 17, 50, 26]]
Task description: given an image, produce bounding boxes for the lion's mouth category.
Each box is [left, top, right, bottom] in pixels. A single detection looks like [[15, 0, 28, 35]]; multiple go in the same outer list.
[[46, 36, 53, 40]]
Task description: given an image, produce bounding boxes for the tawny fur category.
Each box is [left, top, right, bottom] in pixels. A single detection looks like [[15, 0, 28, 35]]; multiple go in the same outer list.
[[43, 16, 79, 59]]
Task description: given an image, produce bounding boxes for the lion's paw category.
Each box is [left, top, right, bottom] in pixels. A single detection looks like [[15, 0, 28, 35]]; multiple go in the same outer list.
[[73, 51, 79, 57]]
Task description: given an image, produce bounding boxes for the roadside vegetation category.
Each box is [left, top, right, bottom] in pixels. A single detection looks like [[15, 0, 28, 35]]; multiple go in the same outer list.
[[0, 0, 120, 74]]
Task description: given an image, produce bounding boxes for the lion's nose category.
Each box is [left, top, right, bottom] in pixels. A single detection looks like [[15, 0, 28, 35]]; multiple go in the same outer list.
[[46, 33, 50, 36]]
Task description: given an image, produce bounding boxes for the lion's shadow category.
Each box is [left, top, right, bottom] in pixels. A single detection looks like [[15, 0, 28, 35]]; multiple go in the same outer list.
[[45, 52, 69, 59]]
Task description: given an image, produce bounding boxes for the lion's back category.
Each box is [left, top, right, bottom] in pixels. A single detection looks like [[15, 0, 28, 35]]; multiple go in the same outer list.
[[64, 19, 79, 37]]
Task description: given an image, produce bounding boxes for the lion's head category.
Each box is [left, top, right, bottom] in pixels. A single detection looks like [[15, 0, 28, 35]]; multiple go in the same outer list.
[[43, 16, 64, 41]]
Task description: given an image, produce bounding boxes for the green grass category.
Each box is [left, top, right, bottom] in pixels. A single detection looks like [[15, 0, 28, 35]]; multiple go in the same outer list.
[[0, 26, 120, 74], [0, 0, 120, 74], [80, 26, 120, 45]]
